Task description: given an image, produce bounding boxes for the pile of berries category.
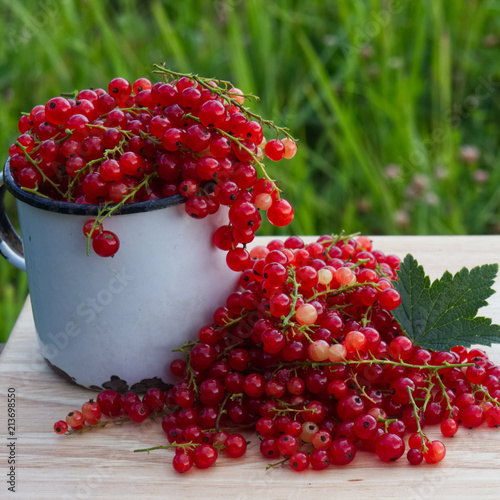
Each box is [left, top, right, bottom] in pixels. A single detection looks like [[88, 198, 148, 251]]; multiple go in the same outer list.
[[53, 234, 500, 473], [8, 66, 296, 262]]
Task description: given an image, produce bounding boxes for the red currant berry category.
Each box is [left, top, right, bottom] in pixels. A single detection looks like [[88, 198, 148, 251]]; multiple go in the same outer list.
[[65, 410, 85, 430], [265, 139, 286, 161], [310, 449, 330, 470], [92, 231, 120, 258], [128, 401, 151, 423], [45, 97, 72, 125], [97, 389, 121, 417], [407, 448, 423, 465], [193, 443, 218, 469], [423, 440, 446, 464], [172, 451, 193, 473], [260, 437, 280, 459], [143, 388, 166, 413], [375, 433, 405, 462], [81, 400, 102, 425], [224, 433, 247, 458], [267, 199, 294, 227], [226, 248, 251, 272], [289, 451, 309, 472], [329, 438, 356, 465], [100, 159, 123, 182], [54, 420, 69, 435], [378, 288, 402, 310], [108, 77, 132, 103]]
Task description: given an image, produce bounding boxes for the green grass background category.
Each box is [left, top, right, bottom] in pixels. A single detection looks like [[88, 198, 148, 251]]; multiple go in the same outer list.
[[1, 0, 500, 341]]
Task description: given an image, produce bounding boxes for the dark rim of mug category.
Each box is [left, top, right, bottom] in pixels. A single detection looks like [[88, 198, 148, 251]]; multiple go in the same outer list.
[[3, 157, 187, 216]]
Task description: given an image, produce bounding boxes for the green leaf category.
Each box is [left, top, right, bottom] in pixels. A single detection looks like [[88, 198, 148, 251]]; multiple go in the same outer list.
[[392, 254, 500, 351]]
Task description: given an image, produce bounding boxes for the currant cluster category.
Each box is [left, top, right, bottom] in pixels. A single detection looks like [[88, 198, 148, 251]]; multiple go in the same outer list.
[[9, 65, 296, 261], [53, 234, 500, 473]]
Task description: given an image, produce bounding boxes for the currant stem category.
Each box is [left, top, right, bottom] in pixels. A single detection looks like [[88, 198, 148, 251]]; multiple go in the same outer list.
[[407, 386, 429, 453], [349, 371, 376, 404], [322, 231, 361, 253], [134, 440, 226, 454], [282, 267, 300, 327], [16, 141, 66, 197], [215, 393, 231, 432], [134, 441, 198, 454], [433, 370, 456, 415], [20, 187, 50, 198], [265, 458, 288, 470], [152, 64, 296, 141], [274, 358, 474, 372], [421, 374, 435, 413], [474, 385, 500, 407]]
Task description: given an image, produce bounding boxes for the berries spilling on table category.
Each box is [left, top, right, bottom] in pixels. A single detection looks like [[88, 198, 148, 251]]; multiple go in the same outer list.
[[9, 65, 296, 262], [53, 234, 500, 472]]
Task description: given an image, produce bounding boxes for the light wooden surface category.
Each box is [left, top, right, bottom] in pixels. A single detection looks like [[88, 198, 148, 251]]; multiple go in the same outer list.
[[1, 235, 500, 500]]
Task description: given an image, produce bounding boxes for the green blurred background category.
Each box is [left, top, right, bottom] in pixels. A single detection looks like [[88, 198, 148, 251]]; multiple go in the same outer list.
[[1, 0, 500, 342]]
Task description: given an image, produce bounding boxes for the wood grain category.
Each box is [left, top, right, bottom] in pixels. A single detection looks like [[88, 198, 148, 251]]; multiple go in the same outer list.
[[1, 235, 500, 499]]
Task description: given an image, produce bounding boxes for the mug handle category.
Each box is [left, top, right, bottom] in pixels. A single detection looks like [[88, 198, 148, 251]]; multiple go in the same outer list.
[[0, 170, 26, 271]]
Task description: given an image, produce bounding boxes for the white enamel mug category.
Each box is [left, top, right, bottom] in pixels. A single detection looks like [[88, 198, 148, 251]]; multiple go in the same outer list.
[[0, 159, 237, 391]]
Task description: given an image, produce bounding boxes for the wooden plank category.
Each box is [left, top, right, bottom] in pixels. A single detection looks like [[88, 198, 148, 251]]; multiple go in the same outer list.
[[1, 235, 500, 499]]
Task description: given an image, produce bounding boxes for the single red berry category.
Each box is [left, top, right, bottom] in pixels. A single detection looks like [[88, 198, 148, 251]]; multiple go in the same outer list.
[[265, 139, 286, 161], [119, 152, 144, 177], [226, 248, 251, 272], [185, 197, 209, 219], [190, 343, 217, 371], [162, 128, 184, 151], [461, 404, 484, 428], [53, 420, 69, 435], [329, 438, 356, 465], [172, 451, 193, 473], [260, 437, 280, 459], [65, 410, 84, 430], [199, 100, 227, 128], [81, 400, 102, 425], [277, 434, 300, 456], [378, 288, 402, 310], [267, 199, 294, 227], [96, 389, 121, 417], [81, 172, 109, 201], [128, 401, 151, 423], [224, 433, 247, 458], [407, 448, 423, 465], [440, 418, 458, 437], [45, 97, 72, 125], [108, 77, 132, 102], [193, 443, 218, 469], [311, 430, 333, 450], [66, 114, 90, 140], [100, 159, 123, 182], [310, 449, 330, 470], [133, 77, 152, 94], [18, 167, 42, 189], [375, 433, 405, 462], [289, 451, 309, 472], [82, 219, 102, 239], [423, 440, 446, 464], [92, 231, 120, 258], [143, 388, 166, 413], [353, 414, 378, 440]]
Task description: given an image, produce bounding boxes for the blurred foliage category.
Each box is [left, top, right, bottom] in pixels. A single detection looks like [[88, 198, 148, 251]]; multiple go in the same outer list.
[[1, 0, 500, 341]]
